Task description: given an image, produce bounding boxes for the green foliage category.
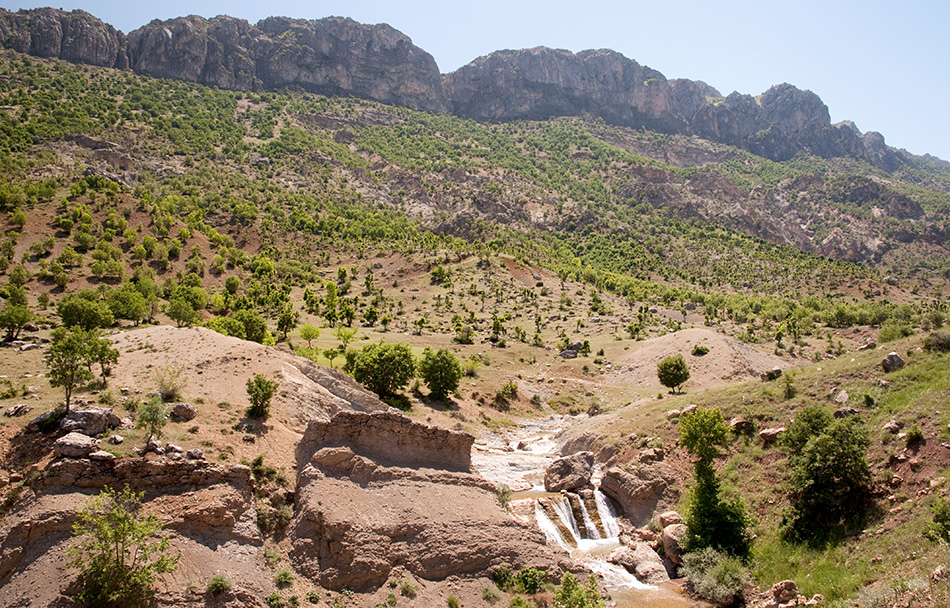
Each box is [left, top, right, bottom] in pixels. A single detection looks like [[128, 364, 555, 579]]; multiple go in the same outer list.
[[496, 484, 513, 511], [924, 331, 950, 352], [552, 572, 604, 608], [206, 574, 232, 595], [491, 565, 514, 591], [58, 292, 114, 330], [0, 303, 33, 341], [233, 308, 268, 344], [691, 344, 710, 356], [400, 578, 418, 598], [275, 568, 294, 588], [166, 297, 197, 327], [351, 343, 415, 399], [67, 485, 179, 608], [657, 354, 690, 393], [299, 324, 320, 348], [782, 410, 872, 546], [482, 586, 501, 604], [679, 408, 729, 465], [681, 547, 750, 607], [418, 347, 462, 400], [446, 596, 459, 608], [928, 496, 950, 544], [515, 567, 547, 594], [45, 326, 96, 411], [154, 364, 186, 402], [508, 598, 531, 608], [136, 396, 169, 445], [246, 374, 279, 419]]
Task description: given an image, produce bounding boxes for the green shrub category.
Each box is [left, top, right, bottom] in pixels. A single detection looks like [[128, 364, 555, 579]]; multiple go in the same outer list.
[[306, 589, 321, 604], [928, 496, 950, 544], [447, 595, 459, 608], [266, 592, 285, 608], [657, 354, 690, 393], [924, 331, 950, 352], [906, 424, 924, 445], [482, 586, 501, 604], [508, 598, 532, 608], [515, 567, 546, 594], [400, 578, 418, 598], [496, 484, 512, 511], [492, 565, 514, 591], [206, 574, 232, 595], [551, 572, 604, 608], [681, 547, 750, 606], [691, 345, 709, 356], [419, 347, 462, 400], [275, 568, 294, 588]]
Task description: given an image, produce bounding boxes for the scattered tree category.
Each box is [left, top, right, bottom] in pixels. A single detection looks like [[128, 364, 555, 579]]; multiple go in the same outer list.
[[299, 324, 320, 348], [45, 327, 95, 412], [418, 347, 462, 401], [246, 373, 278, 419], [351, 342, 415, 399], [333, 325, 357, 351], [276, 305, 298, 341], [136, 396, 169, 445], [657, 354, 690, 393], [0, 304, 33, 341], [166, 297, 197, 327], [67, 485, 179, 608]]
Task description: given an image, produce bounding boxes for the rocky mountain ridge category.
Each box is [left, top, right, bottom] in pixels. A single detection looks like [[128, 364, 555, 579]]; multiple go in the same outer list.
[[0, 6, 925, 168]]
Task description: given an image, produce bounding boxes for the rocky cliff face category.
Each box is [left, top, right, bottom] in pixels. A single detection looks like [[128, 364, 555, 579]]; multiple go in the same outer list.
[[0, 8, 449, 113], [444, 50, 900, 168], [0, 7, 913, 167]]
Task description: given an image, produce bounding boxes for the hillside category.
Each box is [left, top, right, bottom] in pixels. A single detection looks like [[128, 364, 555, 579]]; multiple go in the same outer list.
[[0, 16, 948, 608]]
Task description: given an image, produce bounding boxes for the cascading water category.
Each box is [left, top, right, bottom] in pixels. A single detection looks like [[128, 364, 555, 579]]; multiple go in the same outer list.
[[473, 415, 695, 607]]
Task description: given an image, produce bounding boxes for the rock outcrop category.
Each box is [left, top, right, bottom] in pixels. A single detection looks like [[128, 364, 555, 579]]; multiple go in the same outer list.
[[543, 451, 594, 492], [0, 8, 448, 113], [59, 406, 121, 435], [599, 464, 678, 527], [608, 542, 669, 584], [292, 411, 562, 591]]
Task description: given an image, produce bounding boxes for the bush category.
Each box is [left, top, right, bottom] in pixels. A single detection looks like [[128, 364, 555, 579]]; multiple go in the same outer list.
[[266, 593, 285, 608], [906, 424, 924, 445], [691, 344, 709, 356], [275, 568, 294, 588], [551, 572, 604, 608], [515, 567, 546, 594], [400, 578, 418, 598], [206, 574, 232, 595], [154, 364, 187, 402], [492, 565, 514, 592], [447, 596, 459, 608], [136, 396, 169, 445], [246, 373, 279, 419], [681, 547, 750, 606], [924, 331, 950, 352], [67, 485, 179, 607], [508, 598, 532, 608], [482, 586, 501, 604], [657, 354, 690, 393], [496, 484, 512, 511], [782, 408, 871, 545], [928, 496, 950, 544]]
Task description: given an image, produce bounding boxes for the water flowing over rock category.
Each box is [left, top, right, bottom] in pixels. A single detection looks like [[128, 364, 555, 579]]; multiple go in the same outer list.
[[607, 543, 670, 584]]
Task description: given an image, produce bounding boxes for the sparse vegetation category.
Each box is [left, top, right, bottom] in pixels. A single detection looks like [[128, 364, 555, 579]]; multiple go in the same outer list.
[[206, 574, 232, 595], [657, 354, 690, 393], [246, 373, 279, 419]]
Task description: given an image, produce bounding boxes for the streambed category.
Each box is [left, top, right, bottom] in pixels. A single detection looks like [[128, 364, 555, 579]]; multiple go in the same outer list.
[[472, 415, 697, 607]]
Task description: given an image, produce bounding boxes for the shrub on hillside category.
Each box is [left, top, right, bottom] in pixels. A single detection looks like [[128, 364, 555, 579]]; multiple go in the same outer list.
[[681, 547, 750, 606], [924, 331, 950, 352]]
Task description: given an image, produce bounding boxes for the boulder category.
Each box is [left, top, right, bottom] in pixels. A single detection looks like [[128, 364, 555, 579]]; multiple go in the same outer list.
[[759, 427, 786, 446], [88, 450, 117, 462], [559, 349, 578, 359], [661, 523, 687, 565], [882, 420, 902, 433], [656, 511, 682, 528], [59, 406, 121, 436], [882, 352, 905, 373], [53, 432, 99, 458], [834, 389, 850, 404], [187, 448, 205, 460], [834, 407, 858, 418], [544, 451, 595, 492], [681, 404, 698, 416], [108, 434, 124, 444], [170, 402, 197, 422], [729, 417, 754, 434], [665, 409, 681, 420], [600, 464, 677, 527], [761, 367, 783, 381], [26, 409, 63, 432], [638, 447, 665, 463], [3, 404, 30, 417], [772, 580, 798, 603], [608, 543, 669, 584]]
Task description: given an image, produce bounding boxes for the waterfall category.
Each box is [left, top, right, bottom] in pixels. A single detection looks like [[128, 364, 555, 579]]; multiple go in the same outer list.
[[594, 489, 620, 538], [578, 496, 601, 540], [535, 501, 572, 551], [550, 495, 582, 544], [585, 560, 654, 590]]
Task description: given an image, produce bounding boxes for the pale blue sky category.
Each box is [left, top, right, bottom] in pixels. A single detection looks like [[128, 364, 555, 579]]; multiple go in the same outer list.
[[2, 0, 948, 161]]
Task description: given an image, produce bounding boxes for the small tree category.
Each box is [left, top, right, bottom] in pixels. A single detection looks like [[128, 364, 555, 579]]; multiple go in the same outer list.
[[166, 297, 196, 327], [299, 324, 320, 348], [679, 408, 751, 558], [552, 572, 604, 608], [154, 364, 186, 402], [657, 354, 690, 393], [68, 485, 179, 608], [324, 347, 341, 369], [418, 347, 462, 401], [0, 303, 33, 341], [137, 396, 169, 445], [351, 342, 415, 399], [86, 331, 119, 385], [246, 374, 278, 419], [333, 325, 357, 351], [46, 327, 95, 413], [276, 305, 298, 341]]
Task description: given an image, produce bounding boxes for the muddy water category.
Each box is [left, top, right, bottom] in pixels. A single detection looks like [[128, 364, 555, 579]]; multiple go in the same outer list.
[[472, 415, 697, 608]]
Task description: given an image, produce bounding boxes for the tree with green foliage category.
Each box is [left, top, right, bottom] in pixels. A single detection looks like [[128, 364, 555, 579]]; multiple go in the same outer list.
[[67, 485, 179, 608], [679, 408, 751, 558], [351, 342, 415, 399], [333, 325, 357, 351], [0, 303, 33, 341], [86, 330, 119, 385], [46, 327, 95, 413], [418, 347, 462, 401], [136, 396, 168, 444], [657, 354, 690, 393], [166, 297, 197, 327], [323, 280, 338, 326], [246, 374, 278, 419], [781, 406, 871, 546], [299, 324, 320, 348], [58, 292, 114, 330], [276, 305, 298, 341], [107, 283, 147, 325], [233, 308, 267, 343]]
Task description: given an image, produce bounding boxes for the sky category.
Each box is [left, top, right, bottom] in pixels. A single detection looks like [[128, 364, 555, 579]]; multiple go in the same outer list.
[[2, 0, 949, 161]]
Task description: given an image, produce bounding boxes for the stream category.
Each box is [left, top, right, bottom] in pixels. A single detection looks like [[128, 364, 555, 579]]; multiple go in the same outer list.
[[472, 415, 696, 608]]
